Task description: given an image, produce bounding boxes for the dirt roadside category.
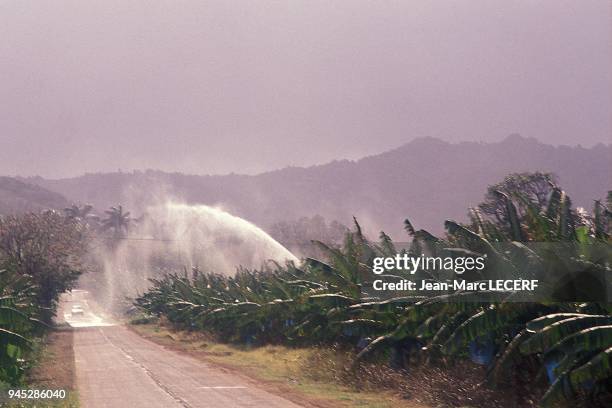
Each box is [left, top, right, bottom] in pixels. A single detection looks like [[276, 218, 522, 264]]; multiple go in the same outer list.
[[27, 327, 76, 392]]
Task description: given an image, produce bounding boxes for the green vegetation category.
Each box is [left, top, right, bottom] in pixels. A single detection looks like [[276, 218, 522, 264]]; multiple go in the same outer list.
[[0, 212, 87, 388], [135, 173, 612, 407]]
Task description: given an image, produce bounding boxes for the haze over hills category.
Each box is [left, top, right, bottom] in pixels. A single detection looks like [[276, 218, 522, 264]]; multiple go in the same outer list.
[[0, 176, 69, 214], [21, 136, 612, 237]]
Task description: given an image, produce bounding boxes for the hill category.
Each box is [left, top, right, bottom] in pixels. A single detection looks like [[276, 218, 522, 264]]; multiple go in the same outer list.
[[23, 136, 611, 237], [0, 177, 70, 215]]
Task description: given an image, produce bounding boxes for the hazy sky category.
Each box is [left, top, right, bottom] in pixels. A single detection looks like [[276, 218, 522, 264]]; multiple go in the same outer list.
[[1, 1, 610, 178]]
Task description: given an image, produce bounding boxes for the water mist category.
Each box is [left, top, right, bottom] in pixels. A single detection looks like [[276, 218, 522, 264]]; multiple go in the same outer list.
[[94, 202, 297, 311]]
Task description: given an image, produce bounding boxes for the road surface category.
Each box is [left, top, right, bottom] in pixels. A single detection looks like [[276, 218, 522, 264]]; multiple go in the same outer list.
[[62, 291, 301, 408]]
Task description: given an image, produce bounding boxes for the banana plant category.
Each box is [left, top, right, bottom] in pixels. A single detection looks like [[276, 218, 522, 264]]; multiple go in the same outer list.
[[0, 269, 39, 385], [516, 306, 612, 407]]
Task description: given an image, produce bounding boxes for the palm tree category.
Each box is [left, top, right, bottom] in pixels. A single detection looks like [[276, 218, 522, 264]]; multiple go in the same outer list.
[[63, 204, 94, 220], [101, 205, 131, 239]]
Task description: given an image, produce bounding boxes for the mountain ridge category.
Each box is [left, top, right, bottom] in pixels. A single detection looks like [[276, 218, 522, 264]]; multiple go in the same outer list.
[[0, 177, 70, 214], [20, 135, 612, 237]]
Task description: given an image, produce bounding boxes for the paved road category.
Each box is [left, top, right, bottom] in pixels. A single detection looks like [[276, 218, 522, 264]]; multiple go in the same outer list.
[[63, 291, 301, 408]]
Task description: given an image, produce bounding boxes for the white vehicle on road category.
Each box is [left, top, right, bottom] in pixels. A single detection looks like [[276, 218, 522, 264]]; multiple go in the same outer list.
[[71, 304, 84, 316]]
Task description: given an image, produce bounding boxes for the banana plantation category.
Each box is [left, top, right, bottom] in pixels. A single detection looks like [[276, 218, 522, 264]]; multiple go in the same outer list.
[[136, 174, 612, 407]]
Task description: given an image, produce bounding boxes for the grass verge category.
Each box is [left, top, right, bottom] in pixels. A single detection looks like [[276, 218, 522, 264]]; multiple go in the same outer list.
[[130, 322, 430, 408]]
